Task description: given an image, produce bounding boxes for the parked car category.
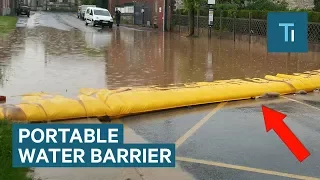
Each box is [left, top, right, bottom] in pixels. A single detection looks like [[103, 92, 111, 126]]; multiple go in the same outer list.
[[84, 7, 113, 28], [78, 5, 96, 20], [17, 5, 30, 17]]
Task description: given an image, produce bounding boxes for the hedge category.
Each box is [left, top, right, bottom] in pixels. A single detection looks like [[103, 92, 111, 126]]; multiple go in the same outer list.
[[175, 10, 320, 23], [315, 0, 320, 11]]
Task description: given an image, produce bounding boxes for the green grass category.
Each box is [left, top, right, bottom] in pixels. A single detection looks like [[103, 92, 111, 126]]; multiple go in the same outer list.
[[0, 16, 17, 37], [0, 121, 32, 180]]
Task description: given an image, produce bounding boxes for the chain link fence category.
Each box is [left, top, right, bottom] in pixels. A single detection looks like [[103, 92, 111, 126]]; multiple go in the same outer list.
[[172, 13, 320, 43]]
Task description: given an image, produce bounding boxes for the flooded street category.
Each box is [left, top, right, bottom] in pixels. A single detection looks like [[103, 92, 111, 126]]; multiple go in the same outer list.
[[2, 11, 320, 180], [1, 12, 320, 101]]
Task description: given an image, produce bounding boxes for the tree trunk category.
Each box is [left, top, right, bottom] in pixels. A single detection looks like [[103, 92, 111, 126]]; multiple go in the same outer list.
[[187, 7, 195, 37]]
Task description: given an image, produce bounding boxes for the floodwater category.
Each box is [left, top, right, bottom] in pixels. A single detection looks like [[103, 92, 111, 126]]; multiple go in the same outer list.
[[1, 12, 320, 103], [3, 12, 320, 180]]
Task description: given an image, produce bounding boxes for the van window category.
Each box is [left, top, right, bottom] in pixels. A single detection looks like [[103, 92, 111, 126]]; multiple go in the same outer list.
[[94, 10, 111, 16], [86, 9, 90, 13]]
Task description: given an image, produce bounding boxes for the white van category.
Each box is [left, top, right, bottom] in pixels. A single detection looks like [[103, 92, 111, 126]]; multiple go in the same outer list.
[[78, 5, 96, 20], [84, 7, 113, 28]]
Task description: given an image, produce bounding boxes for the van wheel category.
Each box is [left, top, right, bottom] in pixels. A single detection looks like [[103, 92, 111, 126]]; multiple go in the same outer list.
[[109, 24, 113, 28], [85, 21, 88, 26]]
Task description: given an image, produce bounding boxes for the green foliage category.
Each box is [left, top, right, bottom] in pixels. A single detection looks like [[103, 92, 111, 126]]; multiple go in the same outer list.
[[183, 0, 196, 11], [176, 9, 320, 22], [81, 0, 96, 5], [308, 11, 320, 22], [315, 0, 320, 12], [214, 3, 239, 10], [175, 0, 320, 22], [0, 121, 32, 180], [176, 8, 189, 15], [0, 16, 17, 37], [207, 10, 320, 22]]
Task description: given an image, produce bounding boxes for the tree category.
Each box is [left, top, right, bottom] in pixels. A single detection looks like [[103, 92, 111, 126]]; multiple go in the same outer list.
[[315, 0, 320, 11], [183, 0, 202, 36], [81, 0, 96, 5]]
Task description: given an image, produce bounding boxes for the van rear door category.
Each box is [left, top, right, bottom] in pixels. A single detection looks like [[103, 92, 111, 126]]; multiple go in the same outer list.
[[84, 8, 90, 20], [86, 8, 94, 24]]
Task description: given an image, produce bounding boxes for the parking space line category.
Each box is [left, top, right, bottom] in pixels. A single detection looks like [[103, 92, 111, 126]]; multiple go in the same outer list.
[[175, 102, 227, 148], [176, 156, 320, 180], [282, 96, 320, 111]]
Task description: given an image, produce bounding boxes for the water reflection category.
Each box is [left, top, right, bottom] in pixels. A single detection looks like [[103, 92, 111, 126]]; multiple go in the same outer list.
[[0, 24, 319, 101], [105, 30, 320, 88], [0, 27, 106, 102], [85, 31, 112, 49], [105, 28, 169, 88]]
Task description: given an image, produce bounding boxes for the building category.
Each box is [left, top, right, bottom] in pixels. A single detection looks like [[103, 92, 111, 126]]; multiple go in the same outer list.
[[17, 0, 74, 11], [0, 0, 16, 15], [108, 0, 176, 31], [41, 0, 78, 11]]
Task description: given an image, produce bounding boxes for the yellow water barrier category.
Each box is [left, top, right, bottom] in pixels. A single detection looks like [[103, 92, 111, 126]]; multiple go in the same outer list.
[[1, 70, 320, 122]]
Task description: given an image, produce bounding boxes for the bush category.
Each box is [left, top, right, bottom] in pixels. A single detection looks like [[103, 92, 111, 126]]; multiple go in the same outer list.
[[176, 9, 188, 15], [174, 9, 320, 23], [308, 11, 320, 22], [0, 121, 32, 180], [315, 0, 320, 12], [212, 10, 320, 22], [214, 3, 239, 10]]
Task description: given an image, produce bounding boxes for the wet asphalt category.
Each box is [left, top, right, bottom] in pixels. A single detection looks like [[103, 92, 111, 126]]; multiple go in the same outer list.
[[123, 94, 320, 180], [2, 11, 320, 179]]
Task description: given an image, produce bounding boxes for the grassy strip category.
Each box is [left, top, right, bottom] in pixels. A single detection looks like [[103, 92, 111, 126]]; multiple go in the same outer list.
[[0, 121, 32, 180], [0, 16, 18, 37]]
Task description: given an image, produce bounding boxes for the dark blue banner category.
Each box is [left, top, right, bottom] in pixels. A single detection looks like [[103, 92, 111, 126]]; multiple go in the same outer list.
[[12, 124, 175, 167]]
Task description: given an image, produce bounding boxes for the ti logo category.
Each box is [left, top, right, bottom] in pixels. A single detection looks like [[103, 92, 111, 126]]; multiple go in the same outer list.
[[267, 12, 308, 53], [279, 23, 295, 42]]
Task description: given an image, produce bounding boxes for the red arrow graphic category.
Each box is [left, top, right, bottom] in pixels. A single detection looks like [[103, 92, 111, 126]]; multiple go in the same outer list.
[[262, 105, 310, 162]]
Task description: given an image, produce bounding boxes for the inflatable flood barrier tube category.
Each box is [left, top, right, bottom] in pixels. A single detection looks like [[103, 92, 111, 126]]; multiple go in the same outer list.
[[1, 70, 320, 122]]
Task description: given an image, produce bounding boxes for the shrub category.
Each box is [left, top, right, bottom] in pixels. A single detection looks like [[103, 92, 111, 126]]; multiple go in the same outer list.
[[309, 11, 320, 22], [174, 9, 320, 23], [315, 0, 320, 12], [213, 10, 320, 22], [214, 3, 239, 10]]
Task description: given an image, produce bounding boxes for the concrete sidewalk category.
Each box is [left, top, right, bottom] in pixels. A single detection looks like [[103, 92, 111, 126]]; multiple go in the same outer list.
[[120, 24, 160, 32], [32, 118, 194, 180]]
